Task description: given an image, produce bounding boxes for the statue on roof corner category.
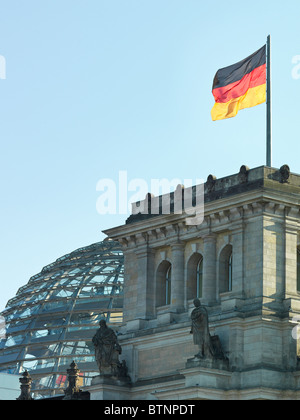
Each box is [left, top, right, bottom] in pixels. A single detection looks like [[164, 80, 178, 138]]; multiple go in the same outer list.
[[92, 319, 129, 380], [188, 298, 229, 370], [190, 298, 215, 359], [191, 298, 228, 361]]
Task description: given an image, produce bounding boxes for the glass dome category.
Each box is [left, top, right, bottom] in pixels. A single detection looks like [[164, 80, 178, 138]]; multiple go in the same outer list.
[[0, 239, 124, 399]]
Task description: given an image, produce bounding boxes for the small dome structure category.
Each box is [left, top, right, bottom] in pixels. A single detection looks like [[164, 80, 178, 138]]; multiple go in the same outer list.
[[0, 239, 124, 398]]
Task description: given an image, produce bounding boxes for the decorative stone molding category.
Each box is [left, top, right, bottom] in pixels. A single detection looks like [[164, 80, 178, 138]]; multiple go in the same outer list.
[[165, 224, 178, 238], [242, 204, 253, 216], [274, 204, 286, 216], [219, 210, 230, 223], [209, 213, 220, 225], [135, 232, 148, 246], [118, 237, 129, 248], [229, 207, 243, 220], [251, 202, 264, 214], [286, 207, 300, 220], [265, 202, 277, 213]]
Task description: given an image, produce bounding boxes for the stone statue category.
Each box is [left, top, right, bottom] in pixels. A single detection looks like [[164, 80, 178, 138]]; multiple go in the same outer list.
[[190, 299, 214, 359], [92, 319, 122, 376], [280, 164, 290, 183]]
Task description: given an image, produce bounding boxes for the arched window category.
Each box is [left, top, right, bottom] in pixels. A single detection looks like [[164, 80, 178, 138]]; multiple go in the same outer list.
[[187, 253, 203, 300], [297, 248, 300, 292], [219, 245, 233, 293], [156, 261, 172, 307]]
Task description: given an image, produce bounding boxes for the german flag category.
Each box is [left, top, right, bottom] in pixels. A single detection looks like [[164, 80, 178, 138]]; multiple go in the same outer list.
[[211, 45, 266, 121]]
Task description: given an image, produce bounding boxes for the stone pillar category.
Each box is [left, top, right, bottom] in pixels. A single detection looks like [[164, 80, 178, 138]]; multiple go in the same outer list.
[[121, 247, 138, 323], [203, 235, 217, 304], [231, 223, 244, 296], [285, 214, 298, 298], [135, 244, 156, 320], [170, 242, 185, 313]]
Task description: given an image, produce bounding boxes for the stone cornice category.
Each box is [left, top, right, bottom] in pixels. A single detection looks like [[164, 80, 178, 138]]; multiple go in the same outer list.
[[103, 193, 300, 250]]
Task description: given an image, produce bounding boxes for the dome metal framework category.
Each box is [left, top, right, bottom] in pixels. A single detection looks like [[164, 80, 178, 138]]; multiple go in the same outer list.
[[0, 239, 124, 398]]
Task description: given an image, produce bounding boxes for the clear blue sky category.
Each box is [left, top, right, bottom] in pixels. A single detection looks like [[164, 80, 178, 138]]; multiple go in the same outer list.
[[0, 0, 299, 311]]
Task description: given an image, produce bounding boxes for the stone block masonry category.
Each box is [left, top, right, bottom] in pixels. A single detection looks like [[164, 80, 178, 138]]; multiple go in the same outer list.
[[101, 165, 300, 400]]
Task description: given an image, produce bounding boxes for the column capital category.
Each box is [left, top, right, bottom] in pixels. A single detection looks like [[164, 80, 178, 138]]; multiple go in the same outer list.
[[135, 244, 155, 258], [229, 221, 245, 235], [203, 233, 217, 242], [170, 240, 185, 251]]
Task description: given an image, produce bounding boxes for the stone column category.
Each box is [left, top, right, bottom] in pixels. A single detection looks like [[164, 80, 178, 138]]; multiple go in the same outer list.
[[121, 247, 138, 323], [203, 234, 217, 304], [170, 242, 185, 313], [135, 244, 156, 320], [231, 223, 244, 296], [284, 213, 298, 298]]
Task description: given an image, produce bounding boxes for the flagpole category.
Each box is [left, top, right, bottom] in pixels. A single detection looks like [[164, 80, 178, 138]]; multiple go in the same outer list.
[[266, 35, 272, 167]]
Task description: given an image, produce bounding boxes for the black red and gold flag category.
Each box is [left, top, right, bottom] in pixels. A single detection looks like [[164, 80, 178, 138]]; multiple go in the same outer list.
[[211, 45, 266, 121]]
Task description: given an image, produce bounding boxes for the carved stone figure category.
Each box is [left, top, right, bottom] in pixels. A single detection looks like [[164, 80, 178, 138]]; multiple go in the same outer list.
[[92, 319, 122, 376], [63, 361, 82, 400], [190, 299, 214, 359], [280, 164, 290, 183], [238, 165, 249, 184], [206, 174, 216, 193], [17, 370, 34, 400], [190, 299, 229, 364]]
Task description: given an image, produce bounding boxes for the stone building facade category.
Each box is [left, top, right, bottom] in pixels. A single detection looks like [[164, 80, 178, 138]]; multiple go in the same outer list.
[[93, 165, 300, 400]]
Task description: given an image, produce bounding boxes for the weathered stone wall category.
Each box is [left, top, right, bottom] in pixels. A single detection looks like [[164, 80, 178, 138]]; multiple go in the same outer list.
[[103, 165, 300, 399]]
